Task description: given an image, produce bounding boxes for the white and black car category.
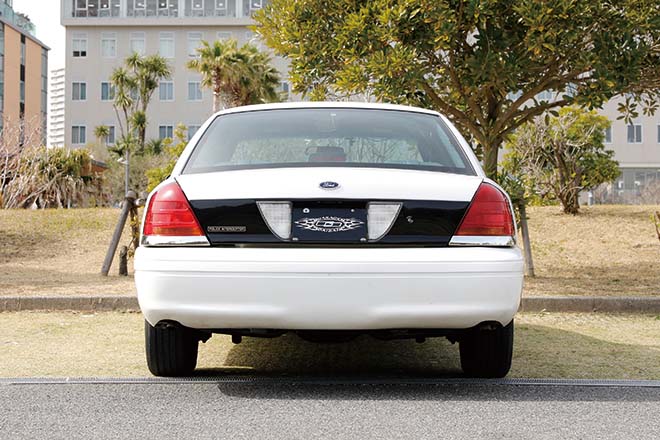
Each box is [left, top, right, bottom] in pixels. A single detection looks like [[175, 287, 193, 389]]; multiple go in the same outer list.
[[136, 102, 524, 378]]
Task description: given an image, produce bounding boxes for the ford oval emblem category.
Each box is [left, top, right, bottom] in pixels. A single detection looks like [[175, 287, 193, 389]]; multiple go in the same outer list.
[[320, 181, 340, 190]]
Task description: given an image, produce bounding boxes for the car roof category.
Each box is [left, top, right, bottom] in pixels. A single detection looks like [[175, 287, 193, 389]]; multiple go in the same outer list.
[[211, 101, 442, 117]]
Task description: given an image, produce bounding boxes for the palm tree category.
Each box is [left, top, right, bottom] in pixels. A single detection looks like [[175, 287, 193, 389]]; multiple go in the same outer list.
[[187, 39, 237, 112], [188, 39, 281, 112], [109, 54, 170, 194], [94, 125, 110, 147], [231, 44, 281, 106], [125, 54, 171, 151]]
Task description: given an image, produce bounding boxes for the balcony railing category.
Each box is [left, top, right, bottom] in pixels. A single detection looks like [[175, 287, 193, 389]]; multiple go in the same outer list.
[[65, 0, 267, 19], [0, 3, 36, 36]]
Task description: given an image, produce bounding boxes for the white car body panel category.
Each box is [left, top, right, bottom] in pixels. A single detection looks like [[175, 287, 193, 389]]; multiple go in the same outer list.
[[136, 246, 523, 330], [137, 102, 524, 332], [177, 167, 483, 202]]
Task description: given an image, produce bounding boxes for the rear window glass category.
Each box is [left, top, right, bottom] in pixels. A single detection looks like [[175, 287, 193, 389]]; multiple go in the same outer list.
[[183, 108, 475, 175]]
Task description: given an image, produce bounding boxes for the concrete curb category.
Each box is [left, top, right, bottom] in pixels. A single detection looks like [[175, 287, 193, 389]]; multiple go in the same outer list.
[[0, 296, 139, 312], [1, 295, 660, 314], [520, 296, 660, 313]]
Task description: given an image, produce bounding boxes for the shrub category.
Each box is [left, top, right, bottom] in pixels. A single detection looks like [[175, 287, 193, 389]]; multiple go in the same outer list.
[[2, 147, 103, 209]]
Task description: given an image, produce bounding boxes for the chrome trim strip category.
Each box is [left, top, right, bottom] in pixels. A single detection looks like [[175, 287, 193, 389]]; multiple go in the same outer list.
[[367, 202, 402, 242], [141, 236, 210, 247], [449, 236, 515, 247]]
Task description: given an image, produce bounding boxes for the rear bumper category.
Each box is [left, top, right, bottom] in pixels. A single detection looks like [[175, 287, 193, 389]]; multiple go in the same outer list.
[[135, 246, 524, 330]]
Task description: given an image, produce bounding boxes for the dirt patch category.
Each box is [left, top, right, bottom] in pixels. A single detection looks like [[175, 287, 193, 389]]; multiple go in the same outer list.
[[0, 209, 136, 296], [524, 205, 660, 296]]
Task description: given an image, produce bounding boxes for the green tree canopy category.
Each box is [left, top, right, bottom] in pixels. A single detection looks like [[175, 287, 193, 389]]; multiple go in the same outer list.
[[255, 0, 660, 178], [502, 106, 619, 215]]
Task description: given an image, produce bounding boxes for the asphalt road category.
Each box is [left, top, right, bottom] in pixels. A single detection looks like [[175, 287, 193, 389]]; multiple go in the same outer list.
[[1, 380, 659, 439]]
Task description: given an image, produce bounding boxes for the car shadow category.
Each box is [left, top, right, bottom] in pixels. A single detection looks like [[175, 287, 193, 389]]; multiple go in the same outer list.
[[192, 324, 660, 402]]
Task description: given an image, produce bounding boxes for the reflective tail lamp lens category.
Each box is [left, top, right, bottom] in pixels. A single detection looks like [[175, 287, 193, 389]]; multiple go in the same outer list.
[[257, 202, 292, 240], [455, 183, 514, 237], [367, 203, 402, 241], [143, 182, 204, 237]]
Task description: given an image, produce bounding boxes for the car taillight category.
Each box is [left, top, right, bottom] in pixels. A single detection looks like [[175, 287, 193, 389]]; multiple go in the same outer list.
[[451, 183, 515, 246], [142, 181, 209, 246]]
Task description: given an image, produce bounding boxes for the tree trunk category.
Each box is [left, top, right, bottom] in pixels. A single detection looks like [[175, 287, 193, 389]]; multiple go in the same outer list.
[[517, 202, 535, 277], [213, 91, 223, 113], [482, 141, 500, 180], [561, 189, 580, 215]]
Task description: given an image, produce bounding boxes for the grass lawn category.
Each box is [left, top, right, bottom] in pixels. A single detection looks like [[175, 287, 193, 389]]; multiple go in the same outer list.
[[0, 312, 658, 379], [0, 204, 658, 297]]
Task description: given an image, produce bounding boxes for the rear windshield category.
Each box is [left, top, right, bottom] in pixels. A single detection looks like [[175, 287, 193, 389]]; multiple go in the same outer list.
[[183, 108, 475, 175]]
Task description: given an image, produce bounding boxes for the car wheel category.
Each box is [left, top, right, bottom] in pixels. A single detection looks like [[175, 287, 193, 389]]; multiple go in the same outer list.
[[459, 320, 514, 378], [145, 320, 199, 377]]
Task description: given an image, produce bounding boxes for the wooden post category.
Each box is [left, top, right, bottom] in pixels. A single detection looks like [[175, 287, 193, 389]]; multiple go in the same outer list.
[[518, 202, 535, 278], [118, 246, 129, 276], [101, 191, 137, 276]]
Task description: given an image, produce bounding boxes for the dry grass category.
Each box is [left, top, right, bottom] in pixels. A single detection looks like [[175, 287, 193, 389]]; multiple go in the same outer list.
[[1, 205, 659, 297], [523, 205, 660, 296], [0, 208, 136, 296], [0, 312, 658, 379]]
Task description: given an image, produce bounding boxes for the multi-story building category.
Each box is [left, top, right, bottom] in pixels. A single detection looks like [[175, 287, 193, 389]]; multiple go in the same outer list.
[[61, 0, 288, 148], [49, 68, 66, 147], [0, 0, 49, 145], [596, 98, 660, 203]]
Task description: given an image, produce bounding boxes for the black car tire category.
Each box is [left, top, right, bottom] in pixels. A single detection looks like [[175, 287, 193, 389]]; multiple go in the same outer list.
[[145, 320, 199, 377], [459, 320, 514, 378]]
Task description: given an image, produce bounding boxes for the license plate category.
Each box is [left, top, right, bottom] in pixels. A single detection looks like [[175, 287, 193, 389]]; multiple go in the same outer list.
[[292, 204, 367, 242]]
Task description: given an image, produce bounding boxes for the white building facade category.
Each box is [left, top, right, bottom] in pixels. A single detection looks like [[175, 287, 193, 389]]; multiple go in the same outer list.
[[60, 0, 288, 148], [596, 98, 660, 203], [49, 67, 66, 147]]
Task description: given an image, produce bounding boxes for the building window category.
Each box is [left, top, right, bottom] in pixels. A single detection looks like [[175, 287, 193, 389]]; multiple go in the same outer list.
[[72, 126, 87, 145], [159, 32, 175, 58], [72, 82, 87, 101], [192, 0, 204, 13], [20, 38, 25, 65], [159, 82, 174, 101], [536, 90, 554, 101], [101, 82, 116, 101], [279, 81, 290, 100], [158, 0, 178, 16], [187, 81, 203, 101], [41, 48, 48, 116], [188, 125, 201, 141], [72, 33, 87, 57], [244, 0, 263, 16], [129, 32, 146, 55], [159, 125, 174, 139], [657, 125, 660, 144], [217, 31, 232, 41], [188, 32, 203, 57], [604, 126, 612, 144], [74, 0, 121, 17], [107, 125, 116, 144], [627, 124, 642, 144], [133, 0, 146, 14], [215, 0, 228, 15], [19, 80, 25, 103], [101, 33, 117, 58]]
